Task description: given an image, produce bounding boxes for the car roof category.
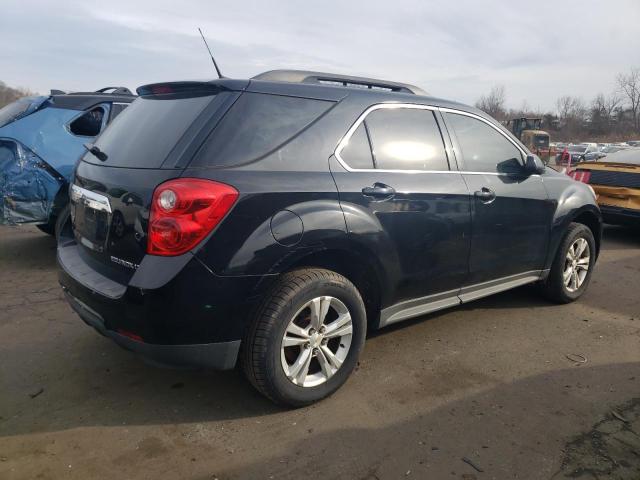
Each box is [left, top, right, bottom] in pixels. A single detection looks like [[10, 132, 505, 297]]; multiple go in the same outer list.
[[252, 70, 428, 95], [604, 148, 640, 162], [49, 87, 136, 110], [140, 70, 483, 115]]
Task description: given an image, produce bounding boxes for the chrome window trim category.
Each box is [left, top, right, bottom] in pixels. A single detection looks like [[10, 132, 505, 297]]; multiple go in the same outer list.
[[334, 103, 529, 175], [334, 103, 452, 174]]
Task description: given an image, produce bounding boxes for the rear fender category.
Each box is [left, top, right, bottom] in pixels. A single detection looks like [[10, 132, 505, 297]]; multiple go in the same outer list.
[[196, 199, 349, 276]]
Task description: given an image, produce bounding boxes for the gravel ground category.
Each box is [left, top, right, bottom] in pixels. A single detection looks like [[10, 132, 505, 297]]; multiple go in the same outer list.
[[0, 224, 639, 480]]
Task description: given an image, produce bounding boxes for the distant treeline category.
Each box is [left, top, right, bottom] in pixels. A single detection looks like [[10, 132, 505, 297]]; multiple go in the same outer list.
[[0, 81, 38, 109], [476, 67, 640, 142]]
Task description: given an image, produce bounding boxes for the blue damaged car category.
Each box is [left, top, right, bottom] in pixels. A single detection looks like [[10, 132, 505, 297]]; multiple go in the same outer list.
[[0, 87, 135, 237]]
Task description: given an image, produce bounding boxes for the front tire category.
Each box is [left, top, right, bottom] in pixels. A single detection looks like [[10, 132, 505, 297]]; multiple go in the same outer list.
[[242, 268, 366, 407], [542, 222, 596, 303]]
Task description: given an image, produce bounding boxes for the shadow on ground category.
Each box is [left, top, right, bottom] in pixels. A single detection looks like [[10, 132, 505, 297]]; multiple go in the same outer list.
[[210, 363, 640, 479]]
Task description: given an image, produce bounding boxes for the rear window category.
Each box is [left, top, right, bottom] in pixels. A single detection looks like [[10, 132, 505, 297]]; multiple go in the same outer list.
[[87, 95, 214, 168], [533, 135, 549, 148], [192, 92, 333, 167], [0, 97, 38, 128]]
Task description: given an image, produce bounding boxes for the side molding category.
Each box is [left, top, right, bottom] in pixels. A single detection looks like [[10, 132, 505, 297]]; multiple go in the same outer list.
[[379, 270, 546, 328]]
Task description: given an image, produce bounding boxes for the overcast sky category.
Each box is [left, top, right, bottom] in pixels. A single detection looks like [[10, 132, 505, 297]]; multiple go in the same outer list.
[[2, 0, 639, 111]]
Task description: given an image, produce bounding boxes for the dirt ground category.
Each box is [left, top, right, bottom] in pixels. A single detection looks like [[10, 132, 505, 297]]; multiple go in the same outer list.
[[1, 224, 639, 480]]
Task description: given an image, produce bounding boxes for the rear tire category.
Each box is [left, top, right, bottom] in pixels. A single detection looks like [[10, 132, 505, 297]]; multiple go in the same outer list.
[[36, 222, 55, 236], [54, 204, 71, 244], [242, 268, 366, 407], [541, 222, 596, 303]]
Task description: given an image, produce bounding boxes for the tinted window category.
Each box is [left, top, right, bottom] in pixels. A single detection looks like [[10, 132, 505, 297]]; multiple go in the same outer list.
[[445, 113, 523, 173], [89, 95, 214, 168], [0, 98, 36, 128], [109, 103, 129, 122], [340, 123, 374, 169], [193, 92, 333, 167], [69, 106, 105, 137], [364, 108, 449, 171]]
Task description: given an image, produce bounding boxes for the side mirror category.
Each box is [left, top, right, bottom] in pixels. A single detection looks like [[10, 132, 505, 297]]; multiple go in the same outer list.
[[525, 154, 545, 174]]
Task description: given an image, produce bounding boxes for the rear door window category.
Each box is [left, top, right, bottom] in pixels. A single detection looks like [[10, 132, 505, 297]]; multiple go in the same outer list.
[[444, 112, 523, 174], [339, 107, 449, 171], [192, 92, 333, 167], [340, 123, 374, 169], [364, 108, 449, 171], [86, 95, 215, 168]]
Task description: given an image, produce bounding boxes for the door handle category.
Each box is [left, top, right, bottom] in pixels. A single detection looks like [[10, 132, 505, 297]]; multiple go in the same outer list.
[[362, 183, 395, 199], [474, 187, 496, 204]]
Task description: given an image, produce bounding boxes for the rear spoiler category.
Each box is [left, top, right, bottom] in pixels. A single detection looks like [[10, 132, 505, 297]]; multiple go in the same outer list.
[[137, 80, 248, 97]]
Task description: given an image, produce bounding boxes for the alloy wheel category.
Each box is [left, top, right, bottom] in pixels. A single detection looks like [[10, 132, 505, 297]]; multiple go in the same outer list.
[[563, 237, 590, 293], [280, 296, 353, 387]]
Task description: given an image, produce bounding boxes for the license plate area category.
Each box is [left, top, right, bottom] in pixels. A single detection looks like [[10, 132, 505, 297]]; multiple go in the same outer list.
[[70, 185, 112, 253]]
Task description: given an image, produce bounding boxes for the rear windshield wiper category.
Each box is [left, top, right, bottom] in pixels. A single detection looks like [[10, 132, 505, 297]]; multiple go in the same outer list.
[[83, 143, 108, 162]]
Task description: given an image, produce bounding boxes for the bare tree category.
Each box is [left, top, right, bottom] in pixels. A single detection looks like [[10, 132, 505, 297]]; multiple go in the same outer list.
[[590, 92, 621, 133], [592, 93, 621, 119], [556, 96, 587, 123], [616, 67, 640, 132], [475, 85, 506, 120]]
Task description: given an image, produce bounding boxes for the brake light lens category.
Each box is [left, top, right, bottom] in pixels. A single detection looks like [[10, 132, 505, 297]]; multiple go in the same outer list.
[[148, 178, 238, 256], [568, 169, 591, 184]]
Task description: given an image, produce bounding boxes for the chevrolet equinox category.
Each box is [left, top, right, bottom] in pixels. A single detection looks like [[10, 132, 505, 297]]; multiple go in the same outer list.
[[58, 70, 602, 406]]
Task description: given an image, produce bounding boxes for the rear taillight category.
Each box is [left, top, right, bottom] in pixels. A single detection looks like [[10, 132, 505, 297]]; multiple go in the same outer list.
[[568, 169, 591, 184], [147, 178, 238, 256]]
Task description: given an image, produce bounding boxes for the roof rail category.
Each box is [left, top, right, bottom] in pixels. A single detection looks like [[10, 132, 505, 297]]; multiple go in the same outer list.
[[95, 87, 134, 95], [252, 70, 427, 95]]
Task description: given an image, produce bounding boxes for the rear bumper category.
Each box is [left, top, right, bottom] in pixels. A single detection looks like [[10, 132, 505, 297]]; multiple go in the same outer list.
[[600, 204, 640, 225], [64, 289, 240, 369], [57, 237, 270, 370]]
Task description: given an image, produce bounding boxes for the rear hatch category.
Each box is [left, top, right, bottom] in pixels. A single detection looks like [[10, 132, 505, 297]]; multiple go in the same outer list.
[[67, 81, 245, 284]]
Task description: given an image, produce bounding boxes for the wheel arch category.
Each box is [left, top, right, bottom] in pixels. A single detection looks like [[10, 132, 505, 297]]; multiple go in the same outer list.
[[279, 247, 387, 330], [571, 209, 602, 256]]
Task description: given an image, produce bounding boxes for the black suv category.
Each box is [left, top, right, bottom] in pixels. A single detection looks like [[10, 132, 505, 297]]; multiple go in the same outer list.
[[58, 70, 602, 406]]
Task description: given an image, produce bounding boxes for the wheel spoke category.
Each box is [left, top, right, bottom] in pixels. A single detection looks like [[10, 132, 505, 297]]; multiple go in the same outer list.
[[324, 312, 352, 338], [316, 348, 335, 380], [286, 322, 310, 339], [289, 347, 312, 385], [320, 345, 343, 370], [325, 322, 353, 339], [563, 266, 573, 285], [577, 269, 587, 285], [309, 296, 332, 330], [575, 238, 588, 257], [283, 335, 309, 348], [576, 257, 590, 269], [571, 270, 579, 290]]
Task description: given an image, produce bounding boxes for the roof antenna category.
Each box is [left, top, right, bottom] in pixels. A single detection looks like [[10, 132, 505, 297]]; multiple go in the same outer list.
[[198, 27, 224, 79]]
